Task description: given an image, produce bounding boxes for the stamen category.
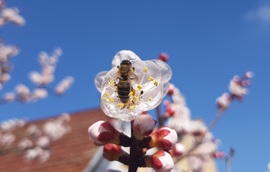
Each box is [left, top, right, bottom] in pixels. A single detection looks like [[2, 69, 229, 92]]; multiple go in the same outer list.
[[133, 96, 139, 101], [109, 80, 114, 87], [105, 91, 109, 97], [148, 76, 154, 81], [154, 80, 158, 86], [137, 84, 142, 90], [129, 92, 133, 96], [129, 106, 135, 110], [102, 97, 107, 101], [143, 67, 148, 73], [109, 97, 114, 102], [149, 96, 152, 101], [118, 103, 124, 108]]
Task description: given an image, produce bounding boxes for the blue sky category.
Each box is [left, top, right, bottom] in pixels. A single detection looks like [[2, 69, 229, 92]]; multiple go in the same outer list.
[[1, 0, 270, 171]]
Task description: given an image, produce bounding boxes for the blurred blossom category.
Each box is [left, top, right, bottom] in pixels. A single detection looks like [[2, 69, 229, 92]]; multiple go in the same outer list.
[[55, 76, 74, 95], [0, 7, 25, 26], [26, 124, 42, 137], [189, 156, 205, 172], [58, 113, 71, 123], [43, 118, 71, 141], [0, 118, 26, 131], [171, 143, 185, 157], [36, 136, 50, 148], [188, 120, 207, 136], [216, 92, 231, 110], [95, 50, 172, 121], [30, 48, 65, 87], [167, 84, 191, 133], [31, 88, 48, 101], [0, 132, 15, 146], [18, 138, 33, 150], [2, 91, 15, 102], [0, 44, 18, 62], [15, 84, 31, 102]]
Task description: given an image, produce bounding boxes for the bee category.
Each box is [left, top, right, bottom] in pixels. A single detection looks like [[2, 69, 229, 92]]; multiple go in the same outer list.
[[103, 60, 138, 103]]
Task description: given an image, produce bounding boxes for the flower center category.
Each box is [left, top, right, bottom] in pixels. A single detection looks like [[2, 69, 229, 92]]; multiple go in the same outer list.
[[101, 66, 159, 110]]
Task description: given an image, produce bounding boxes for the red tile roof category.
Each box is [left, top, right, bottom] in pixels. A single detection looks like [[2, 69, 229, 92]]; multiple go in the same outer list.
[[0, 108, 110, 172]]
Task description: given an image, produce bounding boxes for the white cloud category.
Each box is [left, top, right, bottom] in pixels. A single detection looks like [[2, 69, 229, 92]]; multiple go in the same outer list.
[[245, 6, 270, 24]]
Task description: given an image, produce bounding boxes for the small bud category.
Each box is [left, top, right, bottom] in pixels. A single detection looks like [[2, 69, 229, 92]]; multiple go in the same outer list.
[[171, 143, 185, 157], [158, 53, 169, 62], [149, 127, 177, 150], [213, 151, 225, 159], [88, 121, 121, 146], [145, 150, 174, 172], [103, 143, 127, 161], [132, 114, 156, 140], [216, 93, 231, 110]]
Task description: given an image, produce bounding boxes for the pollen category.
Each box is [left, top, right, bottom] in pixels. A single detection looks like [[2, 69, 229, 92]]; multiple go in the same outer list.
[[154, 80, 158, 86], [102, 97, 107, 101], [148, 76, 155, 81], [149, 96, 152, 101], [109, 80, 115, 87], [128, 92, 133, 96], [137, 84, 142, 90], [118, 103, 124, 108], [129, 106, 135, 110], [109, 97, 114, 102], [105, 91, 109, 97], [133, 96, 139, 101], [143, 67, 148, 73]]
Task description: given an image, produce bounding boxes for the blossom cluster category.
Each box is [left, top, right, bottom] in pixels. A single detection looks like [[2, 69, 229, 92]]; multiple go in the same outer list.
[[0, 5, 25, 26], [0, 48, 74, 104], [163, 84, 223, 171], [216, 71, 253, 110], [89, 116, 177, 172], [0, 118, 26, 147], [90, 51, 253, 172], [17, 113, 71, 162], [89, 51, 178, 172], [0, 43, 19, 91]]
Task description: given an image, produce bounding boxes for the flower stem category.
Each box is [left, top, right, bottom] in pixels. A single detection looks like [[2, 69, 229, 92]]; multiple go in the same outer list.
[[128, 124, 139, 172]]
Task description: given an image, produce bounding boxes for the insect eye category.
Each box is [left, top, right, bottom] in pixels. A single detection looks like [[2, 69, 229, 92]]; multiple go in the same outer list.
[[121, 60, 131, 65]]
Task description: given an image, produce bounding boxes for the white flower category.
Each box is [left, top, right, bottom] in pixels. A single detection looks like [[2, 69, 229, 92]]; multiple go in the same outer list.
[[14, 84, 31, 102], [55, 76, 74, 95], [95, 50, 172, 121], [31, 88, 48, 100], [1, 8, 25, 26], [18, 138, 33, 150], [2, 92, 16, 102]]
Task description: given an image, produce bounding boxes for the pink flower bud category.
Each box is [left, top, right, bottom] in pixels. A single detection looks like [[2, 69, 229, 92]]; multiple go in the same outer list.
[[158, 53, 169, 62], [132, 114, 156, 140], [149, 127, 177, 150], [103, 143, 127, 161], [165, 106, 175, 117], [216, 93, 231, 110], [171, 143, 185, 157], [145, 150, 174, 172], [213, 151, 225, 159], [88, 121, 121, 146], [167, 84, 175, 95]]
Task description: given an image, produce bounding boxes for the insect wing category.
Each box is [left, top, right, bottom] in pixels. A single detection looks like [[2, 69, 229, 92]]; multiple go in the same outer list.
[[101, 71, 118, 90]]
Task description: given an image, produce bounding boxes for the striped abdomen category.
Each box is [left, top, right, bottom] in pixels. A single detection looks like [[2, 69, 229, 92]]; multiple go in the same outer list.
[[117, 81, 131, 103]]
